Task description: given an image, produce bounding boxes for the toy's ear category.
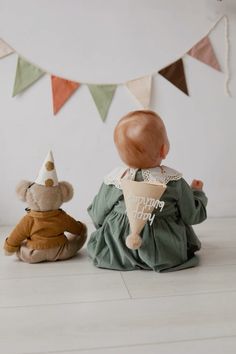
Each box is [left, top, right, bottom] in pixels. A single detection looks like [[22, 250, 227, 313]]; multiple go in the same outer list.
[[59, 181, 74, 203], [16, 180, 33, 202]]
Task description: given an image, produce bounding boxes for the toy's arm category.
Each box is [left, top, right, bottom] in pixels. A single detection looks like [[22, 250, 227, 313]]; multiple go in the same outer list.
[[3, 216, 31, 255], [63, 213, 85, 235], [177, 178, 208, 225], [87, 183, 122, 229]]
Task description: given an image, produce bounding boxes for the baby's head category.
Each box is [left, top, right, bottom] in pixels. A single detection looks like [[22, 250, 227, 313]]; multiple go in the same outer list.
[[114, 110, 169, 169]]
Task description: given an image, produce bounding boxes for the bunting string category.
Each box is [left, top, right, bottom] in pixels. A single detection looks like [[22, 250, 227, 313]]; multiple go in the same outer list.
[[203, 14, 231, 96], [0, 15, 231, 121], [224, 15, 231, 97]]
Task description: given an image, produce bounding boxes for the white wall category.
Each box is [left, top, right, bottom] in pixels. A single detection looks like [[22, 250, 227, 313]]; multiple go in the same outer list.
[[0, 0, 235, 225]]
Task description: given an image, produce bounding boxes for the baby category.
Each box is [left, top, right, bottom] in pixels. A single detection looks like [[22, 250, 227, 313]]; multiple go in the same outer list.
[[87, 110, 207, 272]]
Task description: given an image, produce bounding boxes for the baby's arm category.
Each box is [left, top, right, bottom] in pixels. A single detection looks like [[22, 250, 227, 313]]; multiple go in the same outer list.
[[177, 178, 208, 225], [3, 216, 31, 255], [88, 183, 122, 229]]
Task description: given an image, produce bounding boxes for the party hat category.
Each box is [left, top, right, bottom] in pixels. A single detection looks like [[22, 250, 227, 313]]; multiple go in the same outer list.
[[121, 180, 166, 249], [35, 150, 59, 187]]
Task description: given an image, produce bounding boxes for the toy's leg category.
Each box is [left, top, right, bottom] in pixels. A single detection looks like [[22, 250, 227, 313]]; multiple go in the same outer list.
[[17, 244, 49, 263], [56, 223, 87, 261], [16, 224, 87, 263]]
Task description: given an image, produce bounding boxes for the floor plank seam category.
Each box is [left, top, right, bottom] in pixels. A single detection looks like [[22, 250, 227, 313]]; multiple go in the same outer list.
[[0, 270, 112, 281], [2, 288, 236, 309], [120, 271, 133, 299], [16, 333, 236, 354]]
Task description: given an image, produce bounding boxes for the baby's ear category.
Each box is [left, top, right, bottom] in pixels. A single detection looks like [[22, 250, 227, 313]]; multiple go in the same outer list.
[[59, 181, 74, 203], [16, 180, 33, 202], [160, 143, 170, 159]]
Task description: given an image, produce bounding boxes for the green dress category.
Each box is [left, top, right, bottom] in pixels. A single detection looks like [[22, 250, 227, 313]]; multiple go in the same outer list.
[[87, 166, 208, 272]]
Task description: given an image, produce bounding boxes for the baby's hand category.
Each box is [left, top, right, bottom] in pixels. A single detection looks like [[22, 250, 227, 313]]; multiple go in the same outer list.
[[191, 179, 203, 190]]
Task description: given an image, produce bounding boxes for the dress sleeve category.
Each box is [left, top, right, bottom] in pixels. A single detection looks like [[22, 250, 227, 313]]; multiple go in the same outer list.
[[3, 215, 31, 253], [177, 178, 208, 225], [87, 183, 123, 229]]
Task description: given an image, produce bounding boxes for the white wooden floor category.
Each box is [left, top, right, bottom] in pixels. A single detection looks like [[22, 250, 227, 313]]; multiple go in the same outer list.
[[1, 218, 236, 354]]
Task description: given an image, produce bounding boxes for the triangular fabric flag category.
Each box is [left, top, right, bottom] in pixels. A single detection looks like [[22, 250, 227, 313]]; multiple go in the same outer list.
[[121, 179, 166, 249], [187, 36, 221, 71], [51, 76, 80, 114], [88, 84, 117, 122], [0, 39, 14, 58], [12, 57, 45, 96], [126, 75, 152, 109], [159, 58, 189, 96]]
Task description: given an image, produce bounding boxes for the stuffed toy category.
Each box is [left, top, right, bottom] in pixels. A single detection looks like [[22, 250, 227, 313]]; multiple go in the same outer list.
[[87, 110, 208, 272], [3, 150, 87, 263]]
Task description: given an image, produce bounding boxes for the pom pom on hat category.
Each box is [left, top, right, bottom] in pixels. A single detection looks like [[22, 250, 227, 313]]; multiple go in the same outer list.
[[35, 150, 59, 187], [126, 233, 142, 250]]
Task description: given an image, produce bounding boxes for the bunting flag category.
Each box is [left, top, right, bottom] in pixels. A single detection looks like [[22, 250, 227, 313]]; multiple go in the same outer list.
[[126, 75, 152, 109], [0, 39, 14, 59], [12, 57, 45, 97], [51, 76, 80, 114], [158, 58, 189, 96], [187, 36, 221, 71], [88, 84, 117, 121], [0, 15, 230, 119]]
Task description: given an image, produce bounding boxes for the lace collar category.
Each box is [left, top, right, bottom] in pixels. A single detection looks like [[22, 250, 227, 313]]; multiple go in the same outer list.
[[104, 165, 182, 189]]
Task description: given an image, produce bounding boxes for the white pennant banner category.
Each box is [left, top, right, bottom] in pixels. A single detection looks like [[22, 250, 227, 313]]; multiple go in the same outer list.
[[126, 75, 152, 109], [0, 39, 14, 59]]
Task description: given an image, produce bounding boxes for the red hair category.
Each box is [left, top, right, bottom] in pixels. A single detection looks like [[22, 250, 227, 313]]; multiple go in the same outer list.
[[114, 110, 169, 168]]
